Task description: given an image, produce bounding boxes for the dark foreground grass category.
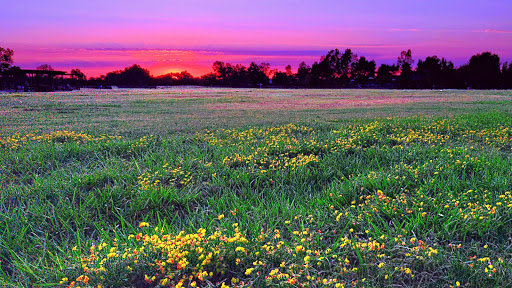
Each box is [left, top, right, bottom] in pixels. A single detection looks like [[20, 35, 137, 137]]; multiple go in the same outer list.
[[1, 109, 511, 287]]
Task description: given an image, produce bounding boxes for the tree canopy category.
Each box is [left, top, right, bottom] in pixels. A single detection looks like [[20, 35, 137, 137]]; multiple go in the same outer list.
[[71, 69, 86, 81], [36, 64, 54, 71], [467, 52, 501, 89], [0, 47, 14, 72]]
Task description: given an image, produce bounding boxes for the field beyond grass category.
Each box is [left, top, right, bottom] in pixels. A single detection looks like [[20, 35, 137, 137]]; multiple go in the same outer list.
[[1, 89, 512, 287]]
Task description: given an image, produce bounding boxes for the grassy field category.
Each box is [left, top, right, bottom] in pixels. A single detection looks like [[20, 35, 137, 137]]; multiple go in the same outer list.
[[1, 88, 512, 136], [1, 88, 512, 287]]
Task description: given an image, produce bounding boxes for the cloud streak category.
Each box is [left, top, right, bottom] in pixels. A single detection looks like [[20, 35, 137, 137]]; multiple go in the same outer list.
[[473, 29, 512, 34], [389, 28, 421, 32]]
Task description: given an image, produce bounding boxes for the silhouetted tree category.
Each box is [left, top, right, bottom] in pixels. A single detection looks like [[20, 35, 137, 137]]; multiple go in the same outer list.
[[310, 61, 327, 87], [439, 58, 457, 88], [296, 62, 311, 87], [339, 49, 355, 80], [376, 64, 399, 87], [272, 71, 290, 87], [312, 48, 354, 87], [285, 65, 293, 76], [467, 52, 501, 89], [71, 69, 86, 81], [221, 62, 237, 85], [213, 61, 251, 86], [154, 71, 197, 86], [398, 49, 414, 66], [36, 64, 54, 71], [210, 61, 254, 87], [104, 64, 152, 87], [456, 64, 471, 89], [501, 62, 512, 89], [259, 63, 271, 77], [316, 50, 338, 85], [232, 64, 250, 87], [212, 61, 227, 83], [270, 65, 295, 87], [417, 56, 442, 88], [201, 73, 217, 86], [350, 56, 376, 86], [0, 47, 14, 72], [398, 49, 414, 88], [178, 71, 194, 81], [248, 62, 270, 87], [69, 69, 86, 89]]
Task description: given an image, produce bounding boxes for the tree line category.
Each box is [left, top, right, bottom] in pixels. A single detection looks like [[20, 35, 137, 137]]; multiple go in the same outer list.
[[200, 49, 511, 89], [1, 46, 512, 89]]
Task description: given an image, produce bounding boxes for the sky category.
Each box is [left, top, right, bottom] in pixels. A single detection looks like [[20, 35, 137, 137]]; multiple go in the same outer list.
[[2, 0, 512, 77]]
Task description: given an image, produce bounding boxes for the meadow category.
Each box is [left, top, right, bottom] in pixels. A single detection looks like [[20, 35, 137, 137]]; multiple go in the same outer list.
[[1, 88, 512, 287]]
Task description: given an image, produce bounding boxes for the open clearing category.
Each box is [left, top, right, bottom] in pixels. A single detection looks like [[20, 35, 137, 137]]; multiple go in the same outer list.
[[1, 88, 512, 287]]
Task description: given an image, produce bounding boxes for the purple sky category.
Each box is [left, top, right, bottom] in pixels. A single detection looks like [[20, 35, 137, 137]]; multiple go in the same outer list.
[[2, 0, 511, 77]]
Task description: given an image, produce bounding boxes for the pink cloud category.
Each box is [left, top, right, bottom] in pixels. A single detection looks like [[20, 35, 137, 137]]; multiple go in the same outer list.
[[390, 28, 421, 32], [473, 29, 512, 34]]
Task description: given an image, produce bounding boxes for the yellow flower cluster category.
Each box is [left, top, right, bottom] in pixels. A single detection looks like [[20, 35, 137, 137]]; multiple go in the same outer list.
[[61, 215, 453, 287], [0, 130, 121, 149], [200, 124, 321, 175], [195, 117, 511, 179], [129, 135, 155, 153], [138, 162, 193, 191]]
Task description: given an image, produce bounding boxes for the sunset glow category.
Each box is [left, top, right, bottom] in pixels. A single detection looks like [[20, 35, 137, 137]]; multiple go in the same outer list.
[[2, 0, 511, 77]]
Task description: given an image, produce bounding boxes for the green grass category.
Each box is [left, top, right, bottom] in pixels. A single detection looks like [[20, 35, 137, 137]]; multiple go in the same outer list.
[[0, 89, 511, 287]]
